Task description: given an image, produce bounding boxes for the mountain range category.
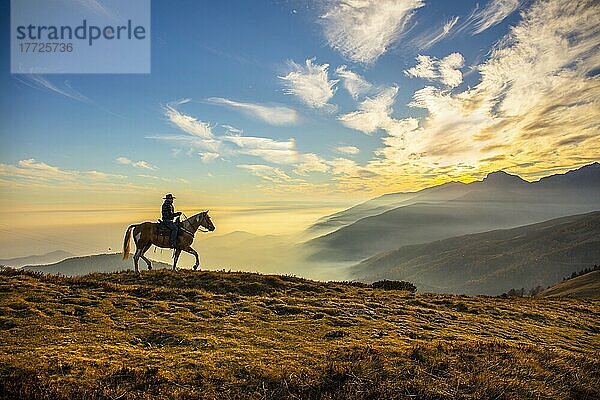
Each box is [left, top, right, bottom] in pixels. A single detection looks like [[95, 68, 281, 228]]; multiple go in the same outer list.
[[305, 163, 600, 263], [351, 211, 600, 295], [0, 250, 73, 268], [22, 253, 171, 276]]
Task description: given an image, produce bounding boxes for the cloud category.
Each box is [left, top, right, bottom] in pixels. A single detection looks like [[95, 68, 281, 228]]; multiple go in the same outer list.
[[238, 164, 303, 184], [412, 16, 460, 49], [404, 53, 465, 88], [154, 104, 223, 153], [335, 65, 374, 99], [221, 124, 243, 135], [223, 136, 298, 164], [371, 0, 600, 180], [138, 174, 190, 184], [463, 0, 524, 35], [147, 134, 222, 153], [336, 146, 360, 155], [0, 159, 133, 192], [116, 157, 158, 170], [164, 105, 214, 139], [327, 158, 379, 181], [320, 0, 425, 64], [74, 0, 113, 18], [153, 104, 316, 168], [15, 74, 89, 102], [293, 153, 330, 176], [339, 86, 405, 135], [199, 152, 220, 163], [14, 74, 123, 117], [280, 59, 338, 110], [206, 97, 299, 126]]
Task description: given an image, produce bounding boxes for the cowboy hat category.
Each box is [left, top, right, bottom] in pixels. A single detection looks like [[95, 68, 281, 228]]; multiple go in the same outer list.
[[163, 193, 176, 199]]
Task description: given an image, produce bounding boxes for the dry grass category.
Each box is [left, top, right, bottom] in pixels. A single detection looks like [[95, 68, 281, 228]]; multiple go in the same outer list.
[[0, 267, 598, 399]]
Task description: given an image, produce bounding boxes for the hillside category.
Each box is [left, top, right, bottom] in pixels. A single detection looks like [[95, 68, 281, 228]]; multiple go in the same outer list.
[[0, 250, 73, 268], [1, 267, 599, 400], [23, 253, 171, 276], [305, 163, 600, 262], [352, 211, 600, 295], [540, 270, 600, 298], [305, 181, 469, 238]]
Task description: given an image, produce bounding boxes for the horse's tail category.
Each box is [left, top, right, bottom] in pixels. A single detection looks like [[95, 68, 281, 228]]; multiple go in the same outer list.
[[123, 224, 137, 260]]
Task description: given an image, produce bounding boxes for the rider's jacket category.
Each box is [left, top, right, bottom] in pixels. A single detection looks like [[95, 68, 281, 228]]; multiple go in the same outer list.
[[162, 200, 177, 221]]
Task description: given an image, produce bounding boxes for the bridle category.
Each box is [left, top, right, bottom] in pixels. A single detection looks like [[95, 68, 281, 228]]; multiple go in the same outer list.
[[183, 211, 211, 234]]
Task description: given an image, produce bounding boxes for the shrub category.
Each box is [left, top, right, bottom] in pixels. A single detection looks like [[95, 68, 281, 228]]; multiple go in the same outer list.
[[371, 280, 417, 292]]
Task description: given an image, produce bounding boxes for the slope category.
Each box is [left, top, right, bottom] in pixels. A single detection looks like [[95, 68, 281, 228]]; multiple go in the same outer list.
[[306, 163, 600, 262], [539, 270, 600, 298], [23, 253, 171, 276], [351, 211, 600, 295], [0, 268, 598, 399], [0, 250, 74, 268]]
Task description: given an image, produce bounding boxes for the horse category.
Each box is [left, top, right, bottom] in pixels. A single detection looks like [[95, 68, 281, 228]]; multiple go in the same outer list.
[[122, 211, 215, 273]]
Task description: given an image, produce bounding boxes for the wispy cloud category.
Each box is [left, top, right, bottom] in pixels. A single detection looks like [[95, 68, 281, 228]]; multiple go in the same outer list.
[[335, 145, 360, 155], [199, 152, 220, 163], [14, 74, 123, 117], [155, 104, 222, 152], [138, 174, 190, 184], [116, 157, 158, 170], [74, 0, 113, 18], [223, 136, 297, 164], [411, 16, 460, 49], [206, 97, 299, 126], [280, 59, 338, 110], [461, 0, 524, 35], [153, 104, 310, 167], [164, 105, 214, 139], [221, 124, 243, 135], [15, 74, 91, 103], [0, 159, 133, 192], [335, 65, 374, 99], [238, 164, 303, 184], [405, 53, 465, 88], [293, 153, 330, 176], [320, 0, 425, 64]]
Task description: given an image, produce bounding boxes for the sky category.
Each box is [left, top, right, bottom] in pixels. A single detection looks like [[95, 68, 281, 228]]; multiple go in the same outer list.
[[0, 0, 599, 257]]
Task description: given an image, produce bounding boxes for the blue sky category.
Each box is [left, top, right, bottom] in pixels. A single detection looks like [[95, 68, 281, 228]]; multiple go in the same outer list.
[[1, 0, 598, 219]]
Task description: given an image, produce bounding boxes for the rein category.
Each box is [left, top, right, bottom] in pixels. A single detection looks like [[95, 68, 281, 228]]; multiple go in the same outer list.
[[182, 212, 210, 234]]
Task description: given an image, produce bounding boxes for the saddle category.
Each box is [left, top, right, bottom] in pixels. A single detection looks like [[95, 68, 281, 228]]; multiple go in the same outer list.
[[157, 218, 182, 237]]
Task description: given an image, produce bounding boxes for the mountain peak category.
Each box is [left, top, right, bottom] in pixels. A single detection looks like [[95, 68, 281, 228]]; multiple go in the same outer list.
[[483, 170, 528, 185]]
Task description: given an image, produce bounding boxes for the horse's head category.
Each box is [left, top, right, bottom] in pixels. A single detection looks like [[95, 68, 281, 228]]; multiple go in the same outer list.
[[199, 210, 215, 232], [184, 210, 215, 233]]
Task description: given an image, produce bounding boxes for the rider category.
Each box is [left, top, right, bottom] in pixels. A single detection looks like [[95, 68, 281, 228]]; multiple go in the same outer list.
[[161, 193, 181, 248]]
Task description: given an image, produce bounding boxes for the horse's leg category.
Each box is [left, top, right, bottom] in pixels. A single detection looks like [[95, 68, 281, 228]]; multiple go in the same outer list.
[[140, 242, 153, 270], [133, 246, 142, 274], [172, 248, 182, 271], [183, 247, 200, 271]]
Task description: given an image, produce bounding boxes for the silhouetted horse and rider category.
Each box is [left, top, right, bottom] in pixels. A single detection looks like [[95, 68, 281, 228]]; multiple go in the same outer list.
[[122, 194, 215, 273]]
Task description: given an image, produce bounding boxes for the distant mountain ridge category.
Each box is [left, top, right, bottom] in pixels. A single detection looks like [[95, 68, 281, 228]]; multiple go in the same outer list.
[[0, 250, 73, 268], [24, 253, 171, 276], [351, 211, 600, 295], [305, 163, 600, 263]]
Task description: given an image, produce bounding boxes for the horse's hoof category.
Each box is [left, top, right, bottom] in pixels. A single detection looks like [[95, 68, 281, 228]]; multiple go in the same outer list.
[[148, 266, 152, 271], [193, 265, 198, 271]]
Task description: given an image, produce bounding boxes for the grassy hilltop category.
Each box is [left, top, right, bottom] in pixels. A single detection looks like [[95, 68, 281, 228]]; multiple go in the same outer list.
[[1, 268, 599, 400]]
